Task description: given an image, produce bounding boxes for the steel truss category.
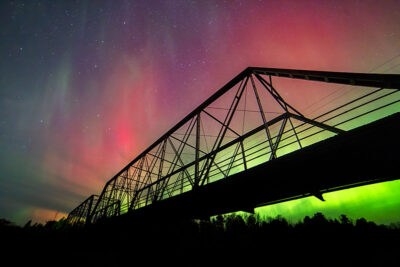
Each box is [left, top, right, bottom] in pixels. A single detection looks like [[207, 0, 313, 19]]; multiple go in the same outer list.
[[66, 194, 98, 226], [67, 67, 400, 225]]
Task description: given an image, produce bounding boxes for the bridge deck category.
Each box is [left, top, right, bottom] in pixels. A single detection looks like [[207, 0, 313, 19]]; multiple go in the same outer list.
[[124, 113, 400, 221]]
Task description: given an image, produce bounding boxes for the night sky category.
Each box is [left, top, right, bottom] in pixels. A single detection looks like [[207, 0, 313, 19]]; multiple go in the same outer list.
[[1, 0, 400, 225]]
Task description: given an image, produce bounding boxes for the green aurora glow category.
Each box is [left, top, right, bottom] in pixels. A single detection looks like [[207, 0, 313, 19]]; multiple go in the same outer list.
[[228, 97, 400, 225], [255, 179, 400, 225]]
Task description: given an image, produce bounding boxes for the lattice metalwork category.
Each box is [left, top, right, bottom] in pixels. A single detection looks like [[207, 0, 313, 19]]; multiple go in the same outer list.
[[68, 67, 400, 225], [65, 195, 98, 226]]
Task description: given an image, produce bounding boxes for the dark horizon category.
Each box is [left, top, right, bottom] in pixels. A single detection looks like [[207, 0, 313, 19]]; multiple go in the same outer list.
[[2, 211, 400, 266]]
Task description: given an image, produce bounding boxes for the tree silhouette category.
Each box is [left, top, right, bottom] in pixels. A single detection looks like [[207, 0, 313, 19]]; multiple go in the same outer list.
[[0, 213, 399, 266]]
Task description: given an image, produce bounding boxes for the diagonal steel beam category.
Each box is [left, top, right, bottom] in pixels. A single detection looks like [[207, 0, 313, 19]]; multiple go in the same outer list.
[[250, 75, 276, 159], [199, 76, 249, 187], [288, 113, 346, 134]]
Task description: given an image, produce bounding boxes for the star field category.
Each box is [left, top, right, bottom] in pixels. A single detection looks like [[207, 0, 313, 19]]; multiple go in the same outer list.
[[0, 0, 400, 225]]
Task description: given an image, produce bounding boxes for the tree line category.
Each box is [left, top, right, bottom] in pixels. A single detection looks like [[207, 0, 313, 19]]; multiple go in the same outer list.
[[1, 212, 399, 266]]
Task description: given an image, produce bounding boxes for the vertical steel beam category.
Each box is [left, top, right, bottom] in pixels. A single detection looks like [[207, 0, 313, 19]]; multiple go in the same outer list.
[[195, 113, 201, 186], [154, 139, 167, 202], [85, 195, 94, 226], [240, 140, 247, 170]]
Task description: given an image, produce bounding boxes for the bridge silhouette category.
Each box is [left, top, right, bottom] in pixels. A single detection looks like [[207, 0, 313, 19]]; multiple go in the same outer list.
[[66, 67, 400, 226]]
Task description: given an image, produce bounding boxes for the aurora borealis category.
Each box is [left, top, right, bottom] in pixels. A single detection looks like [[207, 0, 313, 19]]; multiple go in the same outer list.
[[1, 0, 400, 225]]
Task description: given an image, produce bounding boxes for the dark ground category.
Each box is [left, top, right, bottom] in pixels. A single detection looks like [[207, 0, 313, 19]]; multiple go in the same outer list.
[[1, 213, 399, 267]]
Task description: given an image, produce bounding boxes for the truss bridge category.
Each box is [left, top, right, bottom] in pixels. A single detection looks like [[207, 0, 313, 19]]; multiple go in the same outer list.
[[66, 67, 400, 226]]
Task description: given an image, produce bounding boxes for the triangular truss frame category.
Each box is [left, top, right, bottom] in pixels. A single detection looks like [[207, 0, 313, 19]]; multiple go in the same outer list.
[[67, 67, 400, 225]]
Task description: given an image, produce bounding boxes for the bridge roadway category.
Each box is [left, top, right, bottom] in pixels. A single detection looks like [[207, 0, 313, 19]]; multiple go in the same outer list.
[[119, 112, 400, 221]]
